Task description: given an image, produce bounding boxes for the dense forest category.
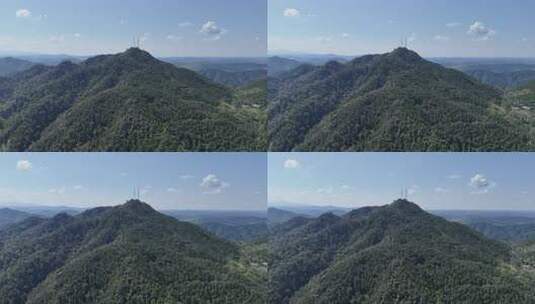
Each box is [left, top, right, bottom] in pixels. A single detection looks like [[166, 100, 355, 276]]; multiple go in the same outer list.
[[0, 200, 267, 304], [0, 48, 266, 152], [268, 48, 535, 151], [269, 199, 535, 303]]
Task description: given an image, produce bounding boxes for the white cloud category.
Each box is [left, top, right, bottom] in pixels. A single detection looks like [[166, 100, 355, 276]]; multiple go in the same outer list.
[[140, 185, 152, 195], [284, 159, 300, 169], [16, 9, 32, 18], [467, 21, 496, 40], [447, 174, 462, 179], [446, 22, 461, 28], [434, 35, 450, 42], [49, 187, 66, 195], [49, 35, 65, 43], [407, 185, 419, 196], [179, 22, 193, 27], [469, 174, 495, 193], [434, 187, 449, 193], [180, 174, 194, 180], [407, 33, 417, 43], [317, 186, 334, 194], [200, 21, 225, 40], [140, 33, 150, 42], [167, 187, 179, 192], [16, 160, 32, 171], [73, 33, 81, 38], [341, 33, 350, 38], [341, 184, 352, 190], [200, 174, 229, 194], [522, 37, 528, 42], [316, 36, 333, 43], [166, 34, 182, 41], [73, 185, 84, 190], [283, 8, 300, 17]]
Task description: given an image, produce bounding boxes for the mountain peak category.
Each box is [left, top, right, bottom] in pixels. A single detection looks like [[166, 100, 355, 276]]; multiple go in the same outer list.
[[388, 47, 423, 62], [121, 47, 155, 61], [389, 199, 424, 214], [120, 199, 157, 215]]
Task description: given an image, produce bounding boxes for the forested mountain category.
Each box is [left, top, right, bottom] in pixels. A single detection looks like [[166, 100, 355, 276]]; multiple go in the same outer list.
[[463, 69, 535, 89], [0, 200, 266, 303], [0, 48, 265, 151], [268, 56, 302, 76], [269, 48, 534, 151], [0, 58, 35, 77], [269, 199, 535, 303], [0, 208, 35, 229], [199, 68, 266, 87]]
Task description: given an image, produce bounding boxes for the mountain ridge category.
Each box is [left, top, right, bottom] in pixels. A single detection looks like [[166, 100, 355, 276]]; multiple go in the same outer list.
[[269, 47, 533, 151], [269, 199, 535, 303]]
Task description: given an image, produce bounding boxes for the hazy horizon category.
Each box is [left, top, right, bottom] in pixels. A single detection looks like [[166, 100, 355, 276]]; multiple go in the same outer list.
[[269, 0, 535, 58], [269, 153, 535, 211], [0, 0, 266, 57], [0, 153, 267, 211]]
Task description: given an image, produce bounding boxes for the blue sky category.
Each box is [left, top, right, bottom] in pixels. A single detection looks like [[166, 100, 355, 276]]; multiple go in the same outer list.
[[0, 153, 266, 210], [0, 0, 266, 57], [269, 0, 535, 57], [269, 153, 535, 210]]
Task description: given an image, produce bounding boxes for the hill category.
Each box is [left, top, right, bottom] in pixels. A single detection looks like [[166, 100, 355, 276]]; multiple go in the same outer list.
[[269, 48, 534, 151], [199, 68, 266, 87], [0, 200, 266, 303], [268, 56, 302, 76], [0, 208, 35, 229], [0, 48, 265, 151], [0, 58, 35, 77], [464, 69, 535, 89], [269, 199, 535, 303]]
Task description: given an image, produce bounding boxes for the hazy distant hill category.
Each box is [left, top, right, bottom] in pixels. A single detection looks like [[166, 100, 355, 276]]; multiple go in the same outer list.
[[269, 48, 534, 151], [268, 56, 302, 76], [0, 200, 266, 303], [270, 199, 535, 303], [0, 58, 35, 77], [164, 209, 269, 242], [199, 68, 266, 87], [435, 210, 535, 242], [0, 208, 34, 229], [0, 48, 265, 151]]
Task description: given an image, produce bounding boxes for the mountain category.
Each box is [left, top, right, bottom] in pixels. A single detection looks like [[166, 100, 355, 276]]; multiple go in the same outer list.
[[267, 207, 304, 225], [0, 208, 35, 229], [508, 80, 535, 105], [0, 58, 35, 77], [434, 210, 535, 242], [270, 199, 535, 303], [199, 68, 266, 87], [163, 209, 269, 242], [269, 48, 534, 151], [268, 56, 302, 76], [0, 200, 266, 303], [464, 69, 535, 89], [0, 48, 265, 151]]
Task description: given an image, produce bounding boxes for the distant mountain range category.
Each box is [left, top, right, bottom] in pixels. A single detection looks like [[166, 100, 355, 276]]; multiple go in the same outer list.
[[269, 48, 534, 151], [269, 199, 535, 303], [0, 208, 34, 229], [0, 200, 267, 303], [0, 58, 35, 77], [0, 48, 266, 151]]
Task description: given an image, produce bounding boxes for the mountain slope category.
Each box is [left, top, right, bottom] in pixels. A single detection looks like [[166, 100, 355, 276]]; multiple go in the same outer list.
[[269, 199, 535, 304], [0, 208, 35, 229], [0, 200, 266, 303], [0, 58, 35, 77], [199, 68, 266, 87], [0, 48, 265, 151], [269, 48, 533, 151]]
